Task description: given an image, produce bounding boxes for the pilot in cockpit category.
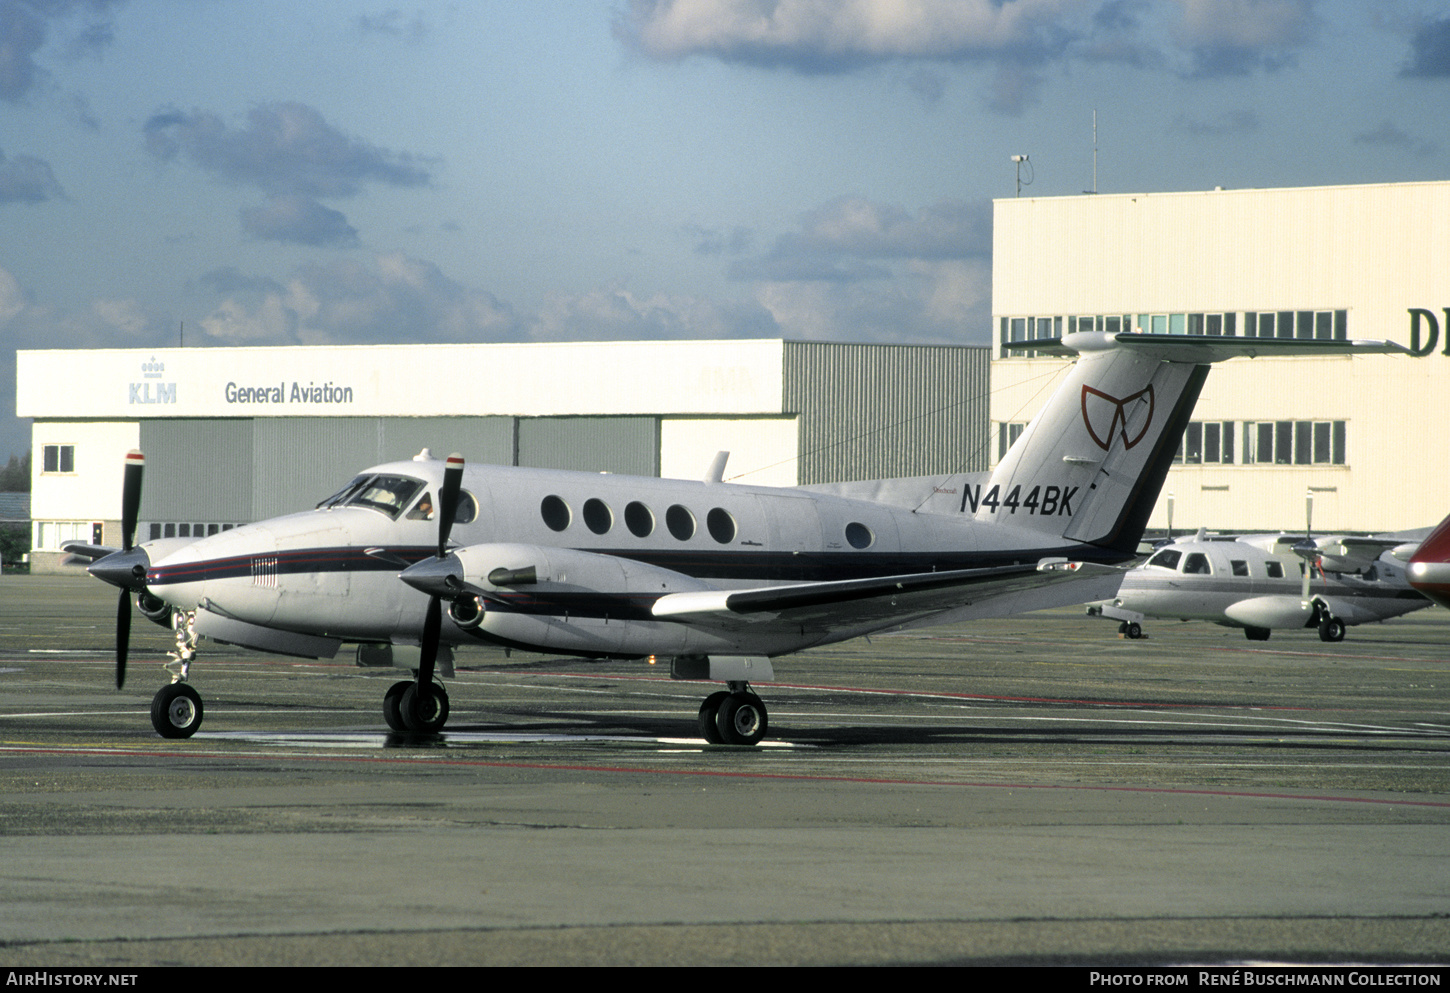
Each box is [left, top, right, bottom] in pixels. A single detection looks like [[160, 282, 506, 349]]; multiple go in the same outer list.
[[408, 494, 434, 521]]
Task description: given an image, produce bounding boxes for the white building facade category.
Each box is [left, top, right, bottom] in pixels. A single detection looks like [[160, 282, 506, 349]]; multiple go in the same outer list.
[[991, 181, 1450, 534], [19, 339, 988, 571]]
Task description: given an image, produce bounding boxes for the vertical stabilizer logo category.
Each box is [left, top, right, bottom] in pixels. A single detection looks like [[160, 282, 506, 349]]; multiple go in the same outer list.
[[1081, 384, 1154, 450]]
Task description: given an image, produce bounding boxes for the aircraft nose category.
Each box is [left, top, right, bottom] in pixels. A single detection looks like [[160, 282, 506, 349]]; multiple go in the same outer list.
[[87, 546, 151, 590], [399, 553, 464, 599]]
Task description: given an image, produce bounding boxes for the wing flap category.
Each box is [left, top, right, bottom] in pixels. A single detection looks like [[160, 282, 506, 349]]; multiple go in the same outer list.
[[652, 559, 1122, 630]]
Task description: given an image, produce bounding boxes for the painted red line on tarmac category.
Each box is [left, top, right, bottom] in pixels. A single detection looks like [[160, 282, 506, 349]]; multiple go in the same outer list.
[[4, 743, 1448, 808]]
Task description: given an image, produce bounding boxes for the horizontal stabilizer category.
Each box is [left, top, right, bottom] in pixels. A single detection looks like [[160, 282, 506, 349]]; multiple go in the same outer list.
[[1004, 331, 1409, 361]]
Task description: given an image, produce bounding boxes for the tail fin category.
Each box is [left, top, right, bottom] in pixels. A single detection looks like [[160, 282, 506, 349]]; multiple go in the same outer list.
[[977, 331, 1407, 556]]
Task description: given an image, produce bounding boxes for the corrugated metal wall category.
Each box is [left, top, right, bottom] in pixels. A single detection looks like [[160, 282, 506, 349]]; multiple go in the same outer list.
[[516, 416, 658, 476], [783, 343, 990, 484], [139, 419, 254, 522]]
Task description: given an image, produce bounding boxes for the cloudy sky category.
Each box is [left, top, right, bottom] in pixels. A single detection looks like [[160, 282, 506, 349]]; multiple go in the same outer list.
[[3, 0, 1449, 459]]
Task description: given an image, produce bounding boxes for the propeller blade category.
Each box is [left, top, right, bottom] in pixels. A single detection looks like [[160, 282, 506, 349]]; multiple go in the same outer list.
[[116, 590, 131, 689], [121, 450, 144, 551], [418, 595, 441, 688], [116, 450, 145, 689], [437, 453, 464, 559]]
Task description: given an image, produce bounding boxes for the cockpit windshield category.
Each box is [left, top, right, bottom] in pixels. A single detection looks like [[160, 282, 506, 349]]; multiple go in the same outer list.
[[316, 474, 426, 519], [347, 475, 426, 518], [1145, 549, 1182, 570], [316, 475, 370, 510]]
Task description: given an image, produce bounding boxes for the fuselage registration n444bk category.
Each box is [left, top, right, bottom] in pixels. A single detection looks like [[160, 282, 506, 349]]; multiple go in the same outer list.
[[68, 331, 1405, 744]]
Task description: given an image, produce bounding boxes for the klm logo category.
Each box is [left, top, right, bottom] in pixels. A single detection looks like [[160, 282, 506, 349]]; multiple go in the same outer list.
[[131, 357, 176, 404], [130, 382, 176, 404]]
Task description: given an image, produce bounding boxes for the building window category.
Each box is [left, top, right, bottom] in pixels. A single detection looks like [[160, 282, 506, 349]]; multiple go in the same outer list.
[[1245, 309, 1347, 340], [997, 421, 1026, 462], [1175, 421, 1235, 464], [1242, 420, 1345, 465], [41, 445, 75, 474]]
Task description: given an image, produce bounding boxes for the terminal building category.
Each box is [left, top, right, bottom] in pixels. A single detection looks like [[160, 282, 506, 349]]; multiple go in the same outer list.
[[991, 180, 1449, 535], [16, 340, 988, 572]]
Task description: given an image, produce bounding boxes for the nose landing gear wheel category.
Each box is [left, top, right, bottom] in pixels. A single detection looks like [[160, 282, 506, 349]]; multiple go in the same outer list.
[[1318, 617, 1346, 642], [400, 682, 449, 733], [151, 682, 204, 739]]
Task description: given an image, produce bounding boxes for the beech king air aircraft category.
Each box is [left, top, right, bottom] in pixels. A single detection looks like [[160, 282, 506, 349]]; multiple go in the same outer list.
[[66, 331, 1404, 743], [1087, 525, 1432, 642]]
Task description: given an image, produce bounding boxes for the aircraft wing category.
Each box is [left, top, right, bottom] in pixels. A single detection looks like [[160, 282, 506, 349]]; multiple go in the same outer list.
[[59, 540, 119, 562], [651, 559, 1121, 631]]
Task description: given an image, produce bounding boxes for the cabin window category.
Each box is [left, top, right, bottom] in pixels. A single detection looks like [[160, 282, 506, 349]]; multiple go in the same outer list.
[[845, 522, 874, 549], [666, 504, 695, 541], [454, 490, 478, 525], [540, 495, 571, 532], [583, 498, 613, 535], [624, 501, 654, 537], [1182, 553, 1211, 574], [706, 508, 736, 544], [1231, 560, 1249, 577], [1265, 560, 1285, 579], [1146, 549, 1181, 570]]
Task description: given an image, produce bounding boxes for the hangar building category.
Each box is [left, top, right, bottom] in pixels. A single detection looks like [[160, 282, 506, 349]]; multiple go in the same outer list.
[[17, 339, 988, 572], [991, 180, 1450, 535]]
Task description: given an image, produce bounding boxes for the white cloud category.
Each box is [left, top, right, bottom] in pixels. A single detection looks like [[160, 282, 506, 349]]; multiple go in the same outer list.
[[618, 0, 1083, 67]]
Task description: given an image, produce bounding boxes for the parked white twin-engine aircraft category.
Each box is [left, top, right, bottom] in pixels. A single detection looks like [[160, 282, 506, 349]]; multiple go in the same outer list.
[[66, 331, 1404, 743], [1087, 525, 1433, 642]]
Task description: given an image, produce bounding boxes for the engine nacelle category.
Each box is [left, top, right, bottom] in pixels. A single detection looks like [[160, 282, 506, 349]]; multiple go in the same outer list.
[[136, 589, 173, 627], [447, 595, 485, 630], [445, 543, 763, 657]]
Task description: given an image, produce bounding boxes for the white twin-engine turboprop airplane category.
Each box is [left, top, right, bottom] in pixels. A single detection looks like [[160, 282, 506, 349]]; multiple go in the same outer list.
[[68, 331, 1404, 743], [1087, 525, 1434, 642]]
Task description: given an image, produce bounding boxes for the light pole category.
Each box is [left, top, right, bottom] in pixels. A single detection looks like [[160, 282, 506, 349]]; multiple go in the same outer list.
[[1011, 154, 1031, 197]]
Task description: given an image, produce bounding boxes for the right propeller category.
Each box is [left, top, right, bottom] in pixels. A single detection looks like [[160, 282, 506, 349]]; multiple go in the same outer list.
[[402, 453, 464, 731]]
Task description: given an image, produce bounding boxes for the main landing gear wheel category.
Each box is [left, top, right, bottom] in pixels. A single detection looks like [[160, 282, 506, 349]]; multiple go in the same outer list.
[[1244, 626, 1272, 641], [697, 691, 730, 744], [1118, 620, 1143, 639], [714, 692, 768, 746], [400, 682, 449, 733], [151, 682, 203, 739], [382, 680, 412, 732], [1318, 616, 1346, 642]]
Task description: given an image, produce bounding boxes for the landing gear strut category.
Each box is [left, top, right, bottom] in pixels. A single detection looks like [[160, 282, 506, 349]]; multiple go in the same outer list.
[[698, 682, 768, 746], [150, 609, 205, 738]]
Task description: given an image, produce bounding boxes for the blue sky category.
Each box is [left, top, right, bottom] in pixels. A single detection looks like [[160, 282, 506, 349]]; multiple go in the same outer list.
[[3, 0, 1449, 461]]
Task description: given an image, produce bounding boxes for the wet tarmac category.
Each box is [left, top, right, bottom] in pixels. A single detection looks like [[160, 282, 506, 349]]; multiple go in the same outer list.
[[1, 574, 1447, 965]]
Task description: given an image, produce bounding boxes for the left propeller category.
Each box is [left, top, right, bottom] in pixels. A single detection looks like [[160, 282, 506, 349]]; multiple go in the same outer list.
[[86, 450, 148, 689]]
